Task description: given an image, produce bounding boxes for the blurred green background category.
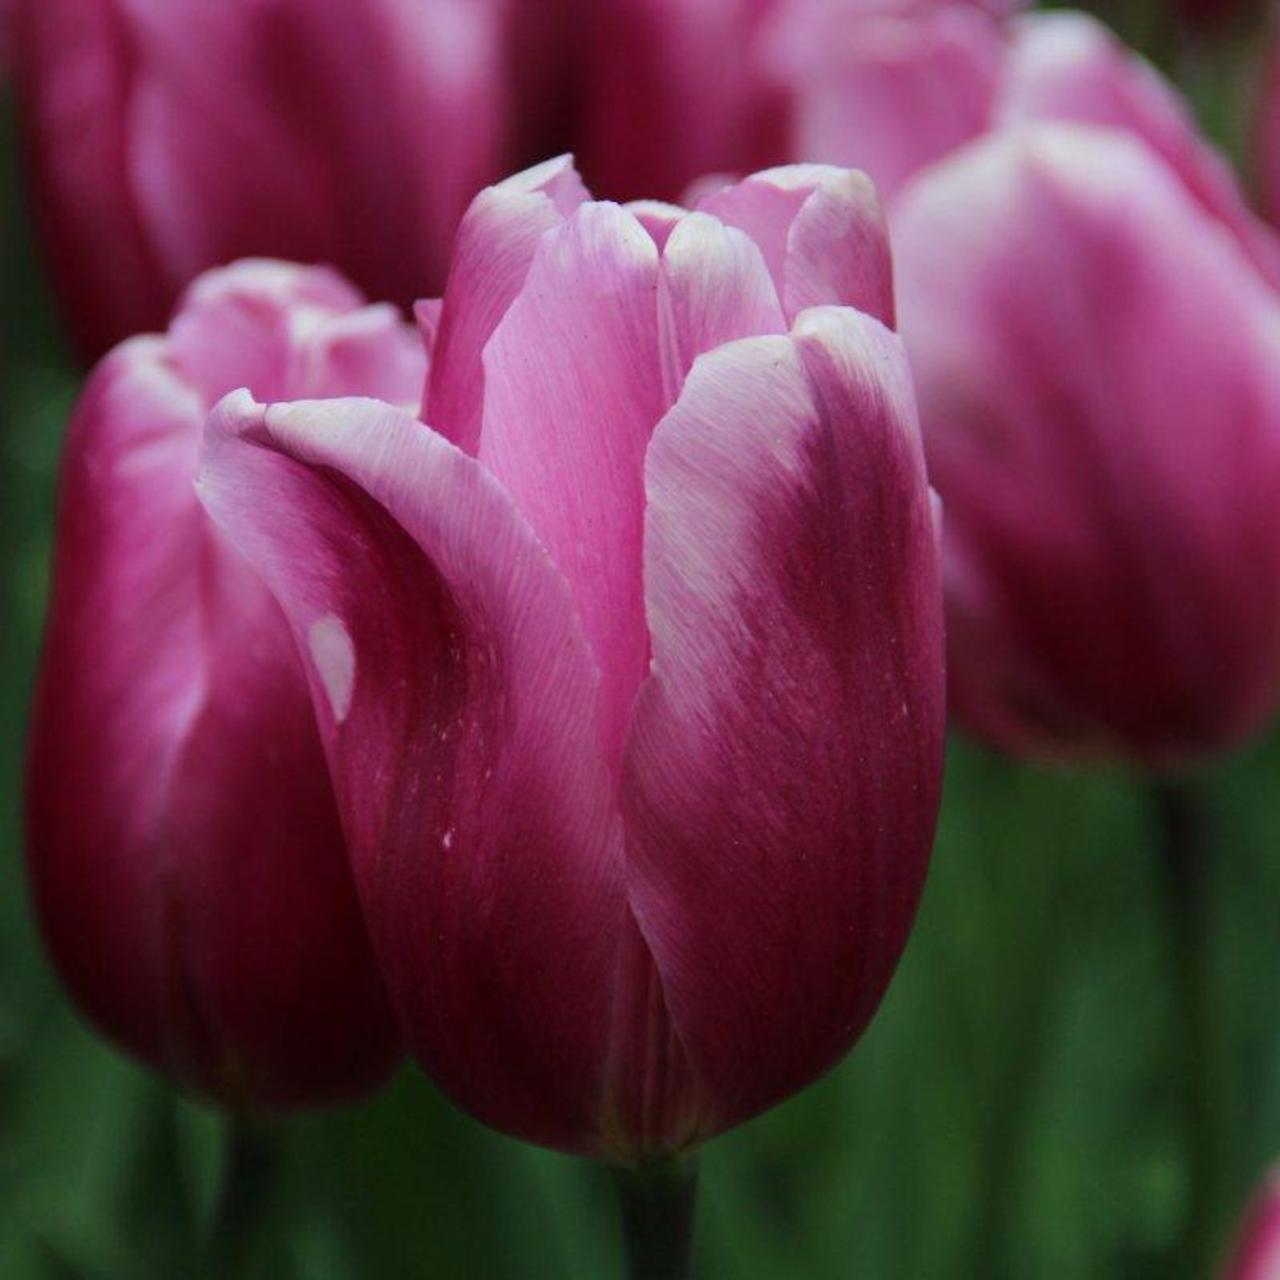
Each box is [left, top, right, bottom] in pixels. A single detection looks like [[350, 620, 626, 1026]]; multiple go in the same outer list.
[[3, 76, 1280, 1280]]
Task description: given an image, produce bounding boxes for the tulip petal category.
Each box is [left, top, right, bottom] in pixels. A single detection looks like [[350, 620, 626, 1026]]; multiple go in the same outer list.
[[479, 202, 665, 763], [623, 308, 944, 1131], [199, 392, 627, 1152], [658, 210, 786, 399], [698, 166, 894, 326], [999, 11, 1280, 289], [427, 155, 589, 452]]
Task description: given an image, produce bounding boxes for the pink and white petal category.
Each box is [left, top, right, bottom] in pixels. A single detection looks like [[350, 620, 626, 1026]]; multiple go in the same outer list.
[[998, 11, 1280, 289], [623, 309, 944, 1134], [479, 202, 665, 764], [777, 169, 893, 327], [658, 210, 785, 400], [698, 165, 894, 325], [426, 155, 589, 452], [626, 199, 688, 250], [199, 392, 627, 1153]]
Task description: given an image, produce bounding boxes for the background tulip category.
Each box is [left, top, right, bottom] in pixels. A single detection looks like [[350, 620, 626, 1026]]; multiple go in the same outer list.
[[197, 157, 945, 1162], [577, 0, 789, 202], [893, 123, 1280, 767], [1221, 1167, 1280, 1279], [15, 0, 511, 360], [25, 259, 423, 1108]]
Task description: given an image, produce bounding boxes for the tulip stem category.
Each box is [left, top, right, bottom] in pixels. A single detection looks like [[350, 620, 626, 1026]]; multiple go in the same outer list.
[[611, 1158, 699, 1280], [1154, 777, 1216, 1279], [209, 1111, 277, 1278]]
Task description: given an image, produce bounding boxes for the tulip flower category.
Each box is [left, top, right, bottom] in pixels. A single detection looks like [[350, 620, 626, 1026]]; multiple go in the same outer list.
[[198, 156, 944, 1164], [762, 3, 1280, 281], [1221, 1167, 1280, 1280], [26, 259, 424, 1109], [894, 122, 1280, 768], [15, 0, 510, 359]]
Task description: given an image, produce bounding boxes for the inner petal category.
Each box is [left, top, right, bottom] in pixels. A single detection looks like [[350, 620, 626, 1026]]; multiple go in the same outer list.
[[478, 203, 664, 766]]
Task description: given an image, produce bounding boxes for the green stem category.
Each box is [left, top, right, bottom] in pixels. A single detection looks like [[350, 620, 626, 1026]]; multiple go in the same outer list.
[[1153, 777, 1215, 1279], [209, 1112, 277, 1279], [611, 1159, 699, 1280]]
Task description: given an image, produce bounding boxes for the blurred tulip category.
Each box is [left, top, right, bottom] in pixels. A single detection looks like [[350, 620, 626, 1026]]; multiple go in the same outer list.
[[760, 0, 1008, 204], [761, 2, 1280, 276], [198, 157, 944, 1158], [26, 260, 423, 1108], [15, 0, 511, 360], [1221, 1167, 1280, 1279], [894, 124, 1280, 767], [577, 0, 789, 202]]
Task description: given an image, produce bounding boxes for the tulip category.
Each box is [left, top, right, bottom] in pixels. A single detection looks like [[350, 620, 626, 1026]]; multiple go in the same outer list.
[[198, 156, 944, 1162], [1221, 1167, 1280, 1280], [759, 0, 1009, 205], [762, 3, 1280, 285], [894, 122, 1280, 768], [26, 259, 424, 1108], [15, 0, 510, 360]]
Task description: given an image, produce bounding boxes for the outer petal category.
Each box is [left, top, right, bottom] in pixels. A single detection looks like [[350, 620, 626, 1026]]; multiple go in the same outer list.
[[25, 342, 400, 1107], [997, 11, 1280, 289], [759, 0, 1003, 208], [698, 165, 894, 326], [1221, 1167, 1280, 1280], [425, 155, 589, 452], [478, 202, 664, 763], [198, 393, 627, 1153], [622, 309, 944, 1133], [894, 124, 1280, 764]]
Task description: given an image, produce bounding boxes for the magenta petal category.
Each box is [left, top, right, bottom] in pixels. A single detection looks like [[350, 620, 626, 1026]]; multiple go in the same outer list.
[[999, 11, 1280, 289], [426, 155, 589, 453], [658, 210, 786, 399], [199, 392, 627, 1152], [623, 308, 945, 1134], [479, 202, 664, 764], [699, 165, 894, 326]]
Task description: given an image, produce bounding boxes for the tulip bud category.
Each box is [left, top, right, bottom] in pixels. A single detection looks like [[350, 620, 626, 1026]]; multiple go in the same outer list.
[[15, 0, 509, 359], [894, 123, 1280, 767], [198, 158, 945, 1158], [26, 260, 424, 1108], [1221, 1167, 1280, 1280]]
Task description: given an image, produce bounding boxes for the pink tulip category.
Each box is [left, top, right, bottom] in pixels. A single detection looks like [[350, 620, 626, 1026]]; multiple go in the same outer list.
[[1221, 1167, 1280, 1280], [760, 0, 1008, 204], [762, 3, 1280, 284], [894, 124, 1280, 767], [26, 260, 424, 1108], [16, 0, 510, 360], [197, 157, 944, 1158]]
